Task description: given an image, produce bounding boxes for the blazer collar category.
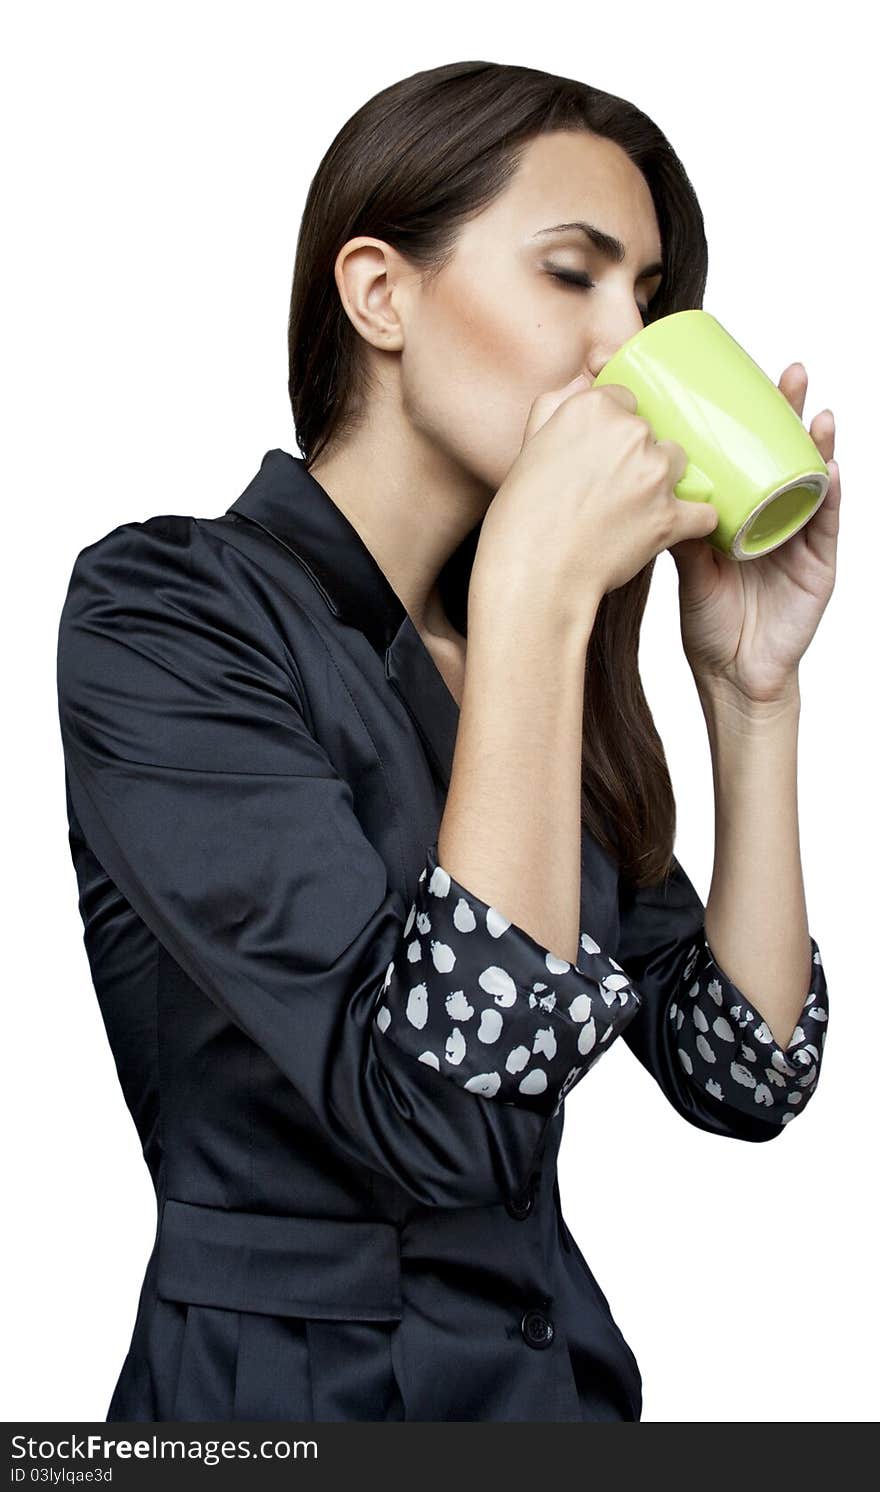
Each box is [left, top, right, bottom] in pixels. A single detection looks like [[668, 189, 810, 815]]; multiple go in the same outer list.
[[226, 449, 406, 652], [225, 448, 460, 788]]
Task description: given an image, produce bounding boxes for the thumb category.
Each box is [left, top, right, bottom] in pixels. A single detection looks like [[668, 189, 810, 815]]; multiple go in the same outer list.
[[668, 535, 717, 590]]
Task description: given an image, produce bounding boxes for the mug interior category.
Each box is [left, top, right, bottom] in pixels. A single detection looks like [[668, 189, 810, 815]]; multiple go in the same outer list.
[[732, 474, 829, 559]]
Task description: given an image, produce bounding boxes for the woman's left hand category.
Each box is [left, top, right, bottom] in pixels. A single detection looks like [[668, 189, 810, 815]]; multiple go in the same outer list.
[[667, 363, 841, 705]]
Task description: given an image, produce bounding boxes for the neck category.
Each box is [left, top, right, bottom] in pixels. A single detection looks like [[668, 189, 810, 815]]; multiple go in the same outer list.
[[307, 412, 488, 644]]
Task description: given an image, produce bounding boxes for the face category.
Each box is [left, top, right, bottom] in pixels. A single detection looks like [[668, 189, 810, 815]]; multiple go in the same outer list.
[[391, 130, 665, 492]]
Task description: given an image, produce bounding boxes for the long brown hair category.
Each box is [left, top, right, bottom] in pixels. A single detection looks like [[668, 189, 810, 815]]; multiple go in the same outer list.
[[287, 60, 709, 889]]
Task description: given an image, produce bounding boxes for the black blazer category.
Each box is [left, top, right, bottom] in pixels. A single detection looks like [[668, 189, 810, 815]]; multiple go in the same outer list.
[[56, 449, 829, 1423]]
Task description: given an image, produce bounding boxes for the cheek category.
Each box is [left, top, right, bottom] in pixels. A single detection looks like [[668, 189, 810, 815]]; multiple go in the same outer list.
[[403, 277, 565, 483]]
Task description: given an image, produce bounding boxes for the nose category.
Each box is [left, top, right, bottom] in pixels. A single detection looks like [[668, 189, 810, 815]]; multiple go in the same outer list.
[[587, 317, 646, 381]]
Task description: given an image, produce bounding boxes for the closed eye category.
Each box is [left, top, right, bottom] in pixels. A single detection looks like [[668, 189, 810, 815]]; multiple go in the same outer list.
[[547, 267, 651, 324]]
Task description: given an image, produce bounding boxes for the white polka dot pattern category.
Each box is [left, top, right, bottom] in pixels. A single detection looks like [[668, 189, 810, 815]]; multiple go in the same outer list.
[[372, 840, 642, 1115], [668, 933, 828, 1125]]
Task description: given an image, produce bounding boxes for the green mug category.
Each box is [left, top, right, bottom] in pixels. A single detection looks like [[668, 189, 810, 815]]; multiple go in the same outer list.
[[591, 309, 830, 560]]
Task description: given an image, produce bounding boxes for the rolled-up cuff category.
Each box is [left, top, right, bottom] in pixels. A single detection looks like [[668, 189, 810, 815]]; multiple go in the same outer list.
[[372, 840, 643, 1115], [668, 933, 828, 1126]]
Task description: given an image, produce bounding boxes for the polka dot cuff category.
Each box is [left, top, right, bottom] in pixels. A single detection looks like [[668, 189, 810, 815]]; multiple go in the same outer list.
[[372, 840, 643, 1116], [669, 933, 828, 1126]]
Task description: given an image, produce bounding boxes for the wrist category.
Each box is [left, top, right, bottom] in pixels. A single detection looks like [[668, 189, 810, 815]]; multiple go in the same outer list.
[[696, 673, 801, 735], [469, 559, 602, 656]]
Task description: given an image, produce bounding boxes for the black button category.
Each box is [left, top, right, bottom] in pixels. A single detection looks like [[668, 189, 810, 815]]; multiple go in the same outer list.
[[505, 1187, 533, 1220], [521, 1308, 555, 1350]]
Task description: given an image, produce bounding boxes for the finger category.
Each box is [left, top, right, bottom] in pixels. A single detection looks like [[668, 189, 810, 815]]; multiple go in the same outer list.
[[521, 372, 590, 446], [809, 408, 836, 462], [596, 382, 639, 413], [672, 497, 721, 542], [656, 437, 688, 486], [778, 361, 808, 418], [803, 458, 841, 565]]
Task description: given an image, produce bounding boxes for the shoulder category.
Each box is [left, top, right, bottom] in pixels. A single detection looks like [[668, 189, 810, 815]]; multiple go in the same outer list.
[[64, 511, 326, 625], [60, 511, 323, 658], [61, 514, 217, 615], [57, 513, 317, 714], [63, 512, 246, 595]]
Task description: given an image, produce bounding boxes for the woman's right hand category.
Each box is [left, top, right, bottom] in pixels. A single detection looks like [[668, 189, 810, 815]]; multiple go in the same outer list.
[[471, 372, 720, 629]]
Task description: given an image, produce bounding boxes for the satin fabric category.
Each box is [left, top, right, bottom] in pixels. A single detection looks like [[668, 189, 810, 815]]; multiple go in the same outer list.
[[56, 449, 808, 1423]]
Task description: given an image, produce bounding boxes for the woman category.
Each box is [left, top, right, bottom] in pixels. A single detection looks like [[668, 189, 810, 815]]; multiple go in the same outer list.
[[56, 60, 838, 1422]]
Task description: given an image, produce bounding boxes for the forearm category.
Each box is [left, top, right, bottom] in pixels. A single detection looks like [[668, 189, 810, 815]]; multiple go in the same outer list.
[[697, 675, 813, 1050], [437, 580, 599, 967]]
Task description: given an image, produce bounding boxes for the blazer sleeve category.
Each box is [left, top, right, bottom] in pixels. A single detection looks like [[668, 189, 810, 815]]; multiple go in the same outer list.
[[56, 516, 644, 1209], [615, 851, 829, 1141]]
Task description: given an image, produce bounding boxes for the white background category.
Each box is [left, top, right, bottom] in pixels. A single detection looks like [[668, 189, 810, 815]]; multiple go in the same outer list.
[[3, 0, 876, 1424]]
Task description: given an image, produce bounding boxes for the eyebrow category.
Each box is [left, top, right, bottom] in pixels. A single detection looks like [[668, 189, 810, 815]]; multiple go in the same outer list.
[[532, 222, 664, 282]]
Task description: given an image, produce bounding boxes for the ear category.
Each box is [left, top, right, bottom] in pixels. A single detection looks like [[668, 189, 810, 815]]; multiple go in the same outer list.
[[333, 236, 407, 353]]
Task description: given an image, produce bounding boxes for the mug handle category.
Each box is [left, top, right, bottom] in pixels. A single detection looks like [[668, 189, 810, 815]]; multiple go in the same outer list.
[[674, 462, 715, 504]]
